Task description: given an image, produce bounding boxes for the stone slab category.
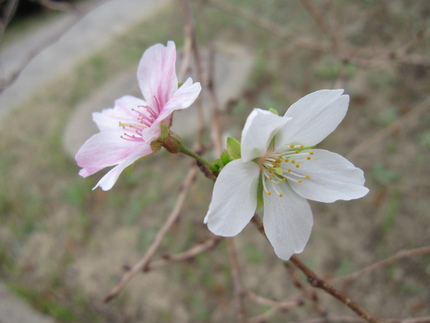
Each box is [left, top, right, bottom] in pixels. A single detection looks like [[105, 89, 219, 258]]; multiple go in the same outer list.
[[0, 0, 171, 122], [0, 282, 55, 323]]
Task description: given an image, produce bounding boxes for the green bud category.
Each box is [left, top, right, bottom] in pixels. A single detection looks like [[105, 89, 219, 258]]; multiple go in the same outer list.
[[268, 108, 279, 115]]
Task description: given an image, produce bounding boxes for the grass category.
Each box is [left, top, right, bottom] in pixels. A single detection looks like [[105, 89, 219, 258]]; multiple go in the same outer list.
[[1, 0, 430, 322]]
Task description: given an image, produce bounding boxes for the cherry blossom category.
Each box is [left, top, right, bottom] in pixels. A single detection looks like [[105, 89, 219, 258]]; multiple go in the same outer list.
[[204, 89, 369, 260], [76, 41, 201, 190]]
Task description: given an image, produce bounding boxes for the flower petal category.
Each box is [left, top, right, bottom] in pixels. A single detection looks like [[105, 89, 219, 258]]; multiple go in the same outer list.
[[137, 41, 178, 111], [75, 130, 142, 177], [276, 89, 348, 148], [94, 144, 154, 191], [157, 77, 202, 122], [288, 149, 369, 203], [93, 96, 148, 131], [241, 109, 291, 163], [263, 181, 313, 261], [204, 159, 260, 236]]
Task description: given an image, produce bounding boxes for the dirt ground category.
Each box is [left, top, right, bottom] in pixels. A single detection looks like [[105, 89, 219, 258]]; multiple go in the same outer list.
[[0, 1, 430, 322]]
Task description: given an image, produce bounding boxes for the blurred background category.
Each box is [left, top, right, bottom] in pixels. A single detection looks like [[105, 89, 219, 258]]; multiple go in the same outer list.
[[0, 0, 429, 322]]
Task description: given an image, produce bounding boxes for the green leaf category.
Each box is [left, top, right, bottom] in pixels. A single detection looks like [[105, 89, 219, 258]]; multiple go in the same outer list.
[[209, 150, 232, 175], [226, 137, 241, 160]]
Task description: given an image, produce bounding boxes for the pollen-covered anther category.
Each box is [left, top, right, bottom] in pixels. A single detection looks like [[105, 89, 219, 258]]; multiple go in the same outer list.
[[289, 144, 295, 148], [295, 164, 300, 168], [266, 191, 272, 195], [307, 156, 311, 160], [305, 174, 310, 178], [279, 193, 284, 197], [297, 180, 302, 183]]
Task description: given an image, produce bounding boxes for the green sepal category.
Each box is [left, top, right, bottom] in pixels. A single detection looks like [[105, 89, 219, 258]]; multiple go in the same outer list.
[[268, 108, 279, 115], [226, 137, 241, 160], [160, 122, 170, 139], [256, 176, 264, 211], [209, 150, 232, 175]]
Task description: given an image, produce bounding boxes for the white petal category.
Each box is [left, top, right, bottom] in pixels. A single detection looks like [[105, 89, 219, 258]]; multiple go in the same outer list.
[[204, 159, 260, 236], [263, 181, 313, 261], [241, 109, 291, 162], [276, 89, 348, 148], [288, 149, 369, 203]]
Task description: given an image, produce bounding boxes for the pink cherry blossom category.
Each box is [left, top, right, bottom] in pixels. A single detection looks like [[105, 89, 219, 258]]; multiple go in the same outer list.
[[75, 41, 201, 190]]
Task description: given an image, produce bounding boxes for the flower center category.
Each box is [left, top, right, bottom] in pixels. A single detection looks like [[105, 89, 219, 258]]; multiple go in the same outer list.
[[261, 144, 313, 197], [119, 105, 157, 142]]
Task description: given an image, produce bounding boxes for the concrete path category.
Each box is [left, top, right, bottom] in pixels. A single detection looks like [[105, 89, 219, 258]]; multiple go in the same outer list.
[[0, 0, 170, 121]]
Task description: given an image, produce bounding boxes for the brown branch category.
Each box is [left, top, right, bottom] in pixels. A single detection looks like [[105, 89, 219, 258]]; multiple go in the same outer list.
[[103, 166, 197, 303], [250, 214, 381, 323], [289, 256, 381, 323], [295, 316, 430, 323]]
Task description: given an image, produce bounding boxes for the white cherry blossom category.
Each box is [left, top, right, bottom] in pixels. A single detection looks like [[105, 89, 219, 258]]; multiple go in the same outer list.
[[204, 89, 369, 260]]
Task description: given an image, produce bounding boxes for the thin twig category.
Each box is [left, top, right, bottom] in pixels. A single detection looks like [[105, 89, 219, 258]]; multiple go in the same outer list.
[[103, 166, 197, 303], [284, 262, 328, 316], [0, 0, 19, 37], [142, 236, 223, 271], [226, 238, 248, 323], [339, 246, 430, 285], [348, 96, 430, 160]]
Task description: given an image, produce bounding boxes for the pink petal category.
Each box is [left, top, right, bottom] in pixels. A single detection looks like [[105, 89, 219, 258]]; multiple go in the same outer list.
[[137, 41, 178, 111], [75, 130, 142, 177], [94, 144, 154, 191], [157, 78, 202, 121], [93, 96, 148, 131]]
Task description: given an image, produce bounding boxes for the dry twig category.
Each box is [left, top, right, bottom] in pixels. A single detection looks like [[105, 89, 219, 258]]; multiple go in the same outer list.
[[103, 166, 198, 303]]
